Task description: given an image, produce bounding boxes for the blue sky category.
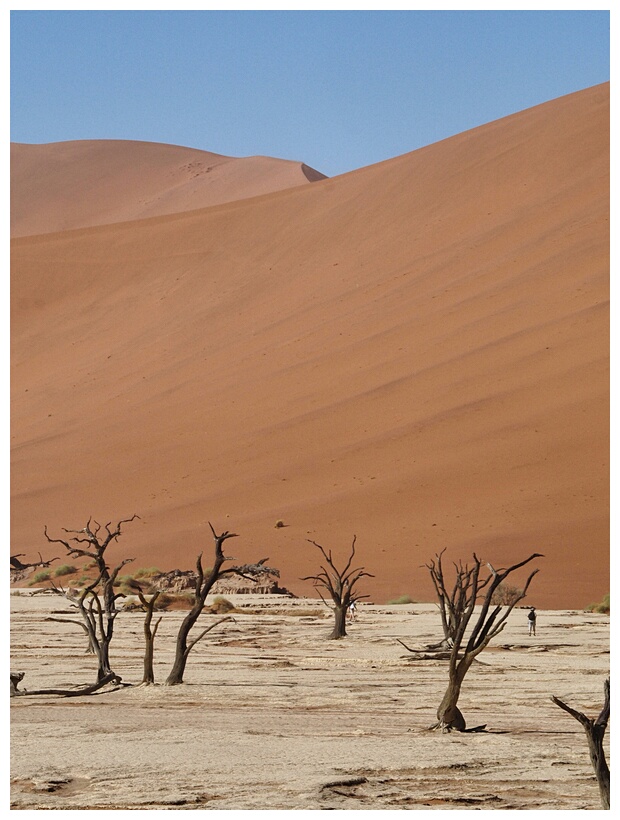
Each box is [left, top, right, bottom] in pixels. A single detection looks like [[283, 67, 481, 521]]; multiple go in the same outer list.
[[10, 8, 610, 177]]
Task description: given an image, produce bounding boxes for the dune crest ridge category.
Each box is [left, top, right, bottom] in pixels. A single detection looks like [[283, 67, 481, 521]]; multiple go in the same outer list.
[[11, 84, 609, 608], [10, 138, 327, 237]]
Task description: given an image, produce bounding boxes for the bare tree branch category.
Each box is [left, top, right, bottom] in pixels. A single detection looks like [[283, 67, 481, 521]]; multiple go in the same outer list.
[[14, 671, 122, 698], [551, 679, 610, 809], [302, 537, 372, 639], [10, 551, 59, 571], [427, 550, 542, 731], [185, 616, 236, 656], [42, 516, 138, 681], [165, 523, 259, 685]]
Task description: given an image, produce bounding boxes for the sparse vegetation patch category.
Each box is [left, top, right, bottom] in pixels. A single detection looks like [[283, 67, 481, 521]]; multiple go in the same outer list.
[[491, 582, 523, 607], [210, 596, 236, 614], [387, 594, 415, 605], [53, 564, 77, 577], [134, 566, 161, 579], [585, 593, 609, 614]]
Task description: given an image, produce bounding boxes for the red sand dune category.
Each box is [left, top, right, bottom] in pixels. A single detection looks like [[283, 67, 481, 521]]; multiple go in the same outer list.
[[11, 83, 609, 608], [11, 139, 326, 237]]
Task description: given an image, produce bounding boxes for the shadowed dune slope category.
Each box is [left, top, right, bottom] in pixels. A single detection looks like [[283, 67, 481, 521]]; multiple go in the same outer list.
[[11, 139, 326, 237], [11, 83, 609, 608]]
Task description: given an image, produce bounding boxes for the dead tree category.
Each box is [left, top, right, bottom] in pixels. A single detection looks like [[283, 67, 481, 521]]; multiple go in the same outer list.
[[44, 588, 97, 655], [10, 551, 59, 584], [10, 551, 59, 571], [551, 679, 610, 809], [300, 536, 373, 639], [427, 550, 542, 731], [43, 516, 138, 680], [165, 523, 260, 685], [126, 579, 162, 685], [426, 547, 495, 649]]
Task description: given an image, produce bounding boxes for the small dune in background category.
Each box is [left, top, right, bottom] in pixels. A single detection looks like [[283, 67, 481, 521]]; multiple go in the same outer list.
[[11, 139, 327, 237]]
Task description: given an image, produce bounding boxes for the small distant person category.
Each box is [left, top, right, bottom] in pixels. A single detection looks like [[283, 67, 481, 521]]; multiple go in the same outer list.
[[348, 601, 357, 622], [527, 607, 537, 636]]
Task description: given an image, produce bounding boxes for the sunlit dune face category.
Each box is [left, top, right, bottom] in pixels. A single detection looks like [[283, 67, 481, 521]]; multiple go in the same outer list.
[[11, 84, 609, 609]]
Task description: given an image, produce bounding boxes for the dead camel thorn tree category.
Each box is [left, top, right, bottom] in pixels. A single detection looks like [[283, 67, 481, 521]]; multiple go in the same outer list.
[[551, 678, 610, 810], [426, 549, 543, 732], [165, 522, 271, 685], [301, 536, 374, 639], [43, 515, 139, 681], [10, 551, 59, 573], [45, 584, 98, 656], [126, 578, 163, 686]]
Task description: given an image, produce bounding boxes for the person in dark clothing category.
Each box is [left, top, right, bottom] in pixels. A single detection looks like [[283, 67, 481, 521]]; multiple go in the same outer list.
[[527, 606, 537, 636]]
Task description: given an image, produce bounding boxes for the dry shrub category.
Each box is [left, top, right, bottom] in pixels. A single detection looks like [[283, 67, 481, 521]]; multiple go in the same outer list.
[[29, 570, 51, 585], [76, 575, 92, 586], [491, 583, 523, 607], [387, 594, 415, 605], [210, 596, 236, 614], [585, 593, 609, 614], [157, 592, 195, 610], [134, 566, 161, 579], [53, 564, 77, 577]]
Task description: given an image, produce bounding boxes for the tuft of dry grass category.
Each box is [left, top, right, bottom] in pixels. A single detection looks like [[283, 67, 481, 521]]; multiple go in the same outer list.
[[134, 567, 162, 579], [386, 595, 415, 605], [210, 596, 236, 614], [53, 564, 77, 578], [585, 593, 609, 614], [28, 570, 51, 586]]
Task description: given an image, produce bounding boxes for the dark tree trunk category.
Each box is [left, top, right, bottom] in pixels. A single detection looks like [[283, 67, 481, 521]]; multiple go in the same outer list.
[[91, 609, 116, 681], [165, 602, 204, 685], [43, 516, 138, 684], [129, 586, 162, 685], [426, 550, 542, 732], [143, 637, 156, 685], [140, 592, 161, 685], [301, 536, 373, 642], [436, 655, 473, 731], [97, 639, 112, 681], [166, 539, 224, 686], [165, 525, 260, 685], [586, 721, 610, 810], [330, 605, 348, 639], [551, 679, 610, 810], [437, 682, 465, 731]]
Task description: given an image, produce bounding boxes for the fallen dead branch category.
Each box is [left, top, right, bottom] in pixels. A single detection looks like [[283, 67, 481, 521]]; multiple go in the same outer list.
[[320, 777, 368, 791], [10, 671, 122, 697]]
